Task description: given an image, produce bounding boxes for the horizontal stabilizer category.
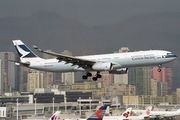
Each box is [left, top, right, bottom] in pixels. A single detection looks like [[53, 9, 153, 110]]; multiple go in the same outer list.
[[8, 60, 30, 67]]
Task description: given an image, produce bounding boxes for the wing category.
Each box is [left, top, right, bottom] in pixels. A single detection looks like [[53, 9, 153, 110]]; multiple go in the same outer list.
[[33, 45, 96, 69]]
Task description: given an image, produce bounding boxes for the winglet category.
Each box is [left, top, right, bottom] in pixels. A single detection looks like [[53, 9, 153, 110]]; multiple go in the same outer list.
[[33, 45, 43, 52]]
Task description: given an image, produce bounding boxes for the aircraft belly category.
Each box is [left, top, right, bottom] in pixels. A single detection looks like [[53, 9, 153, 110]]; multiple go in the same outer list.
[[116, 57, 172, 68], [30, 63, 84, 72]]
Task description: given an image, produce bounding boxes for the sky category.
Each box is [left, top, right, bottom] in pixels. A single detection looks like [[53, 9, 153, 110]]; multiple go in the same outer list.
[[1, 0, 180, 26]]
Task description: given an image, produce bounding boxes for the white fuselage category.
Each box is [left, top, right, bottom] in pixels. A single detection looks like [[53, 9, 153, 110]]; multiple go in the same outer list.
[[150, 110, 180, 117], [27, 50, 176, 72]]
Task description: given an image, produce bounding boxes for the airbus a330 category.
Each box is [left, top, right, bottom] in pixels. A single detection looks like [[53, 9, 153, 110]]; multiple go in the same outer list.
[[10, 40, 177, 81]]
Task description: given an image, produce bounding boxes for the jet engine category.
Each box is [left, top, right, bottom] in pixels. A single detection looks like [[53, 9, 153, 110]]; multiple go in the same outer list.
[[109, 68, 128, 74], [92, 62, 113, 71]]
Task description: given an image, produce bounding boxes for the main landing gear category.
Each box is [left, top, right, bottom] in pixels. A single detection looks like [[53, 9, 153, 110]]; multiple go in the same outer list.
[[82, 72, 92, 79], [92, 72, 102, 81], [82, 72, 102, 81], [157, 64, 162, 72]]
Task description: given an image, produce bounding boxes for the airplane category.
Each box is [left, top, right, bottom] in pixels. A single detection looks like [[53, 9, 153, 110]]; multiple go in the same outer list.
[[10, 40, 177, 81], [85, 106, 107, 120], [49, 111, 61, 120], [103, 108, 132, 120], [149, 108, 180, 119], [127, 106, 152, 120], [63, 106, 107, 120]]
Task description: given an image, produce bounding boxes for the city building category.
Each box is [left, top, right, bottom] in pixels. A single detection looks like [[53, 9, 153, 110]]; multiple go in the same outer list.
[[157, 82, 168, 97], [151, 67, 172, 95], [151, 79, 157, 97], [125, 84, 136, 96], [113, 47, 129, 84], [71, 81, 103, 98], [0, 52, 16, 93], [98, 71, 112, 88], [104, 84, 125, 97], [128, 68, 136, 85], [176, 88, 180, 98], [61, 50, 74, 85], [0, 59, 3, 95], [165, 95, 179, 104], [62, 72, 74, 85], [122, 96, 140, 106], [136, 67, 151, 95], [27, 70, 44, 92], [19, 66, 30, 92]]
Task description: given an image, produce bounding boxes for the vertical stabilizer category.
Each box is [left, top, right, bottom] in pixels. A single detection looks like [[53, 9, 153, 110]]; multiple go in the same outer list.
[[121, 108, 132, 119], [87, 106, 107, 120], [12, 40, 41, 61], [49, 111, 61, 120]]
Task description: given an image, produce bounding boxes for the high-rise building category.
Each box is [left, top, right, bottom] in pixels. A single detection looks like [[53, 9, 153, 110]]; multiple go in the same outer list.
[[151, 67, 172, 95], [27, 70, 43, 92], [128, 68, 136, 85], [19, 67, 29, 92], [61, 50, 74, 85], [0, 59, 3, 95], [157, 82, 168, 97], [125, 84, 136, 96], [114, 47, 129, 84], [136, 67, 151, 95], [177, 88, 180, 97], [61, 72, 74, 85], [42, 49, 55, 86], [166, 68, 172, 95], [151, 79, 157, 97], [98, 71, 112, 88], [0, 52, 16, 92]]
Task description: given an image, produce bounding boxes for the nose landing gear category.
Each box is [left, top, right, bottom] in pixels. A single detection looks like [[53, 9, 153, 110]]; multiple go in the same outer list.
[[157, 65, 162, 72]]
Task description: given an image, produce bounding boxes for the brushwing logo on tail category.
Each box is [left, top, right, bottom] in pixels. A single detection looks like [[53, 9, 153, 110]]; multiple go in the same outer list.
[[15, 44, 37, 58]]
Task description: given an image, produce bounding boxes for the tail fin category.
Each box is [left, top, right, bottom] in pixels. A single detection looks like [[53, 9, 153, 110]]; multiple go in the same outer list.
[[87, 106, 107, 120], [49, 111, 61, 120], [142, 106, 152, 116], [176, 108, 180, 113], [12, 40, 39, 60], [121, 108, 132, 119]]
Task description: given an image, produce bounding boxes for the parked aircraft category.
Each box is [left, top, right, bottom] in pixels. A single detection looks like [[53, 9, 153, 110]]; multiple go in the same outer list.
[[49, 106, 107, 120], [49, 111, 61, 120], [103, 108, 132, 120], [127, 106, 152, 120], [11, 40, 177, 81], [149, 108, 180, 119]]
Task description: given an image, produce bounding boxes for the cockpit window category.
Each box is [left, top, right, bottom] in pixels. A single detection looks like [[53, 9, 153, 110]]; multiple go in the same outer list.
[[167, 53, 172, 55]]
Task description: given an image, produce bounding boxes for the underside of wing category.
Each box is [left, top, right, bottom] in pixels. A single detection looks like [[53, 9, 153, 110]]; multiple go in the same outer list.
[[33, 45, 96, 69]]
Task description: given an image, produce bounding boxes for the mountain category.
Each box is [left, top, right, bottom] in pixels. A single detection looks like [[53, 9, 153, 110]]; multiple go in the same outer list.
[[0, 10, 104, 55], [93, 12, 180, 68], [0, 10, 180, 89]]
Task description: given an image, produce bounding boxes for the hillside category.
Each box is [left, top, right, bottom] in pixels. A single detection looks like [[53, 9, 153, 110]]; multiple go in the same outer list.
[[0, 11, 180, 89]]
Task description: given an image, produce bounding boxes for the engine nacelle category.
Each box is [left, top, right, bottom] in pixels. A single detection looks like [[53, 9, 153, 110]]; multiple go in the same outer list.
[[109, 68, 128, 74], [92, 62, 113, 71]]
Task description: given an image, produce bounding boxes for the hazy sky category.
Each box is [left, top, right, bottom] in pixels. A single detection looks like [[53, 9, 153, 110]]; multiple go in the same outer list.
[[1, 0, 180, 26]]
